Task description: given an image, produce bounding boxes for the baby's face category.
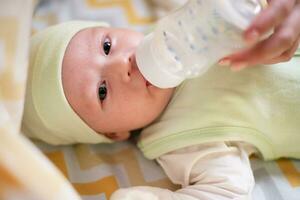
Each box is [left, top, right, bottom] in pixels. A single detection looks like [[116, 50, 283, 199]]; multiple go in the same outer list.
[[62, 27, 174, 140]]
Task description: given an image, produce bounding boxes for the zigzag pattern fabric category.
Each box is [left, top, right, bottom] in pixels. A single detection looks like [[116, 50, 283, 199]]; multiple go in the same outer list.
[[0, 1, 81, 199], [37, 140, 300, 200]]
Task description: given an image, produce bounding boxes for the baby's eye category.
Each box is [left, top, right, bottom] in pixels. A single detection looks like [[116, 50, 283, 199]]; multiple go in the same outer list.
[[103, 38, 111, 55], [98, 81, 107, 101]]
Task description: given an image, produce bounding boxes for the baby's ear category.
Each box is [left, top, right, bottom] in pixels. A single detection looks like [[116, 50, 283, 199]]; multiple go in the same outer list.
[[104, 132, 130, 141]]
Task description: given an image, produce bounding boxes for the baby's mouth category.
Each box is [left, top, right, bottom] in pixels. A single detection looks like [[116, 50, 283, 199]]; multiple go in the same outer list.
[[146, 80, 152, 87], [141, 73, 152, 87], [132, 54, 153, 87], [141, 72, 153, 87]]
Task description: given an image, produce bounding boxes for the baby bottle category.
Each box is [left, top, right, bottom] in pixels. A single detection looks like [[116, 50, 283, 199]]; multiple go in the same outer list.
[[136, 0, 268, 88]]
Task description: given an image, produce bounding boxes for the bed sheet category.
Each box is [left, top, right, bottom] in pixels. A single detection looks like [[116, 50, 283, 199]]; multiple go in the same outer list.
[[0, 0, 81, 199]]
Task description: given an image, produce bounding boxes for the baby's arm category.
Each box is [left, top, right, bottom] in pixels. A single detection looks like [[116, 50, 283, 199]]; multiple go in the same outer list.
[[111, 142, 254, 200]]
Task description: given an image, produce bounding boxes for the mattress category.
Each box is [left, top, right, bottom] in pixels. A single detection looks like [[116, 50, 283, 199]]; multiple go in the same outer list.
[[0, 0, 300, 199]]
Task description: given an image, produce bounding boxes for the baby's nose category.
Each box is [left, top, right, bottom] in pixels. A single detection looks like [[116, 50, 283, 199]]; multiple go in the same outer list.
[[118, 54, 133, 82]]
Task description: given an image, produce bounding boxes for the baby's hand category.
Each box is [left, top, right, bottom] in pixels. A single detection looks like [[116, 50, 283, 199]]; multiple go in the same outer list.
[[219, 0, 300, 71]]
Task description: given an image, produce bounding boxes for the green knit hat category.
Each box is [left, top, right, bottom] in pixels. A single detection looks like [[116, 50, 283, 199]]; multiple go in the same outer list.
[[23, 21, 113, 145]]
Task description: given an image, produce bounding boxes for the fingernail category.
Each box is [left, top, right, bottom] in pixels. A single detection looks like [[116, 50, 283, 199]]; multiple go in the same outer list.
[[218, 58, 231, 66], [231, 62, 248, 71], [245, 30, 259, 44]]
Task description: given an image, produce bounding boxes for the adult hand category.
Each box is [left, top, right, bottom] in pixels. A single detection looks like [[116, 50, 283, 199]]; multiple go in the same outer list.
[[219, 0, 300, 71]]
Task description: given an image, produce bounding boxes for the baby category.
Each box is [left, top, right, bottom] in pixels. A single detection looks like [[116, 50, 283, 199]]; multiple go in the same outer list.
[[22, 21, 300, 200]]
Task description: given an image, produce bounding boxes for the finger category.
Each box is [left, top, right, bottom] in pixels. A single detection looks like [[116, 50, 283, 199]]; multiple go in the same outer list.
[[244, 0, 296, 43], [230, 5, 300, 66], [226, 37, 282, 66], [220, 2, 300, 66], [230, 39, 298, 70], [262, 37, 300, 64], [229, 35, 293, 67]]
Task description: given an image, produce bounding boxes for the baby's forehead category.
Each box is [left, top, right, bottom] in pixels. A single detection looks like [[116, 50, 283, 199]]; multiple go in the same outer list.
[[66, 26, 113, 56], [64, 29, 96, 62], [66, 26, 121, 65], [68, 27, 96, 49], [62, 27, 106, 82]]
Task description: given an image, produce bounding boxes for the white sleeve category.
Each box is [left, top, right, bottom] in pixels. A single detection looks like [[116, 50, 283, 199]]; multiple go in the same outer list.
[[110, 142, 254, 200], [157, 142, 254, 199]]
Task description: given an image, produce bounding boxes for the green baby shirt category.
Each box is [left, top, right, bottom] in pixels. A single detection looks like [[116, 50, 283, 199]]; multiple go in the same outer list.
[[138, 53, 300, 160]]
